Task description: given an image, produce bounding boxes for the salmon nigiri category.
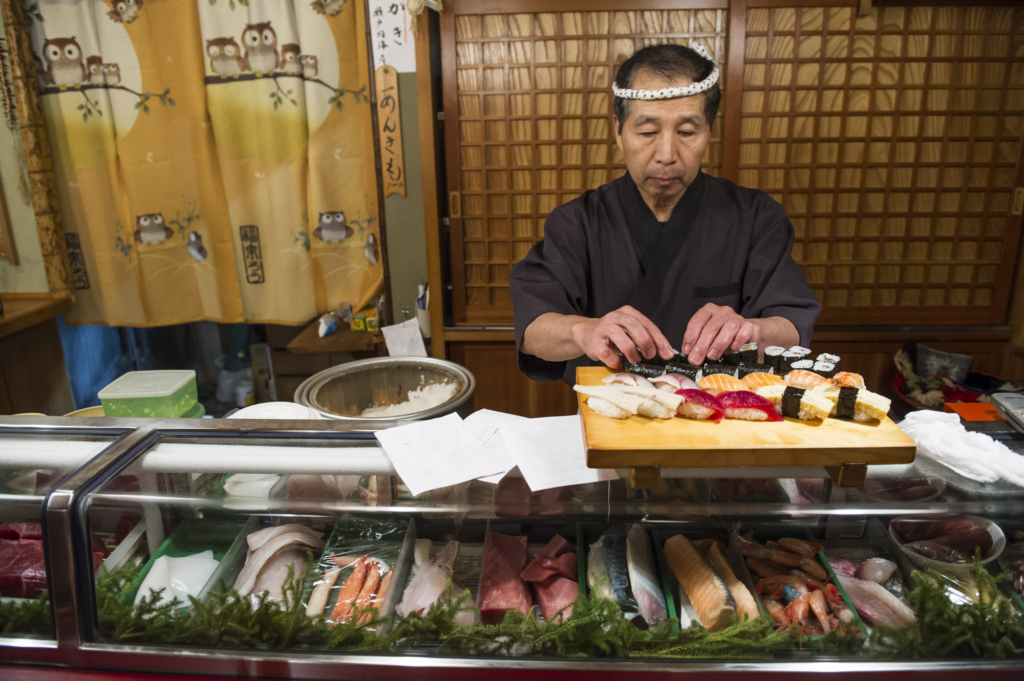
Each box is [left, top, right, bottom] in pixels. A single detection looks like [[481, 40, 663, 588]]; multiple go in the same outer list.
[[785, 369, 831, 389], [331, 557, 370, 623], [741, 372, 785, 390], [697, 374, 746, 395]]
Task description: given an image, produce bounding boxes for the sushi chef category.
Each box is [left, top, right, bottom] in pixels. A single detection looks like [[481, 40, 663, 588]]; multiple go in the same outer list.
[[511, 43, 821, 384]]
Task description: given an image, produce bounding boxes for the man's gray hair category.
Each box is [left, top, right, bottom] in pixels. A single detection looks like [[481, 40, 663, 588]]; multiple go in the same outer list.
[[613, 44, 722, 134]]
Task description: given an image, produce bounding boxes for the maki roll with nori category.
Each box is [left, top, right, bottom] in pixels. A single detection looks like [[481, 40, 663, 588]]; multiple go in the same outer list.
[[788, 346, 812, 357], [736, 362, 774, 379], [665, 362, 702, 382], [723, 342, 758, 366], [813, 361, 837, 378], [764, 346, 786, 372], [624, 360, 666, 379], [790, 359, 814, 371], [816, 353, 841, 373], [781, 351, 805, 371], [702, 363, 738, 378]]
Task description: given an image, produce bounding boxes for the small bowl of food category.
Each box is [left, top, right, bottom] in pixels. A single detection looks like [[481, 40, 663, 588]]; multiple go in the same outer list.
[[889, 514, 1005, 577]]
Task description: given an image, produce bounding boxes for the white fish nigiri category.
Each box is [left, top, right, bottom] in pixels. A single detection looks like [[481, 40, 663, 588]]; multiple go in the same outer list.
[[602, 373, 655, 388], [650, 373, 700, 392], [626, 524, 668, 625]]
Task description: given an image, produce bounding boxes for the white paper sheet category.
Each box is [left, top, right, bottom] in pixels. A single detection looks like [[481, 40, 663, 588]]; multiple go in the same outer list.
[[464, 409, 527, 484], [500, 416, 617, 492], [375, 413, 504, 496], [381, 318, 427, 357], [368, 0, 417, 72]]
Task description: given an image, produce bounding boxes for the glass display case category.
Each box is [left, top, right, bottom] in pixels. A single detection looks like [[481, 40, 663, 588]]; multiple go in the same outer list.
[[2, 416, 1024, 678], [0, 426, 124, 643]]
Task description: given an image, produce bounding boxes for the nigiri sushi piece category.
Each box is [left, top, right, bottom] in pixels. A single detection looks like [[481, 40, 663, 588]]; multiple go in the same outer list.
[[674, 389, 725, 424], [603, 373, 655, 389], [574, 385, 643, 419], [785, 369, 832, 389], [741, 372, 785, 390], [697, 373, 746, 395], [609, 384, 684, 413], [717, 391, 783, 422], [626, 524, 668, 626], [819, 386, 890, 422], [833, 371, 866, 389], [650, 373, 699, 392], [756, 385, 832, 421], [664, 535, 736, 632]]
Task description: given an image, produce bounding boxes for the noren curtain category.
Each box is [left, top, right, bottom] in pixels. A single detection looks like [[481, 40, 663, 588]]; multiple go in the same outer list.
[[29, 0, 382, 326]]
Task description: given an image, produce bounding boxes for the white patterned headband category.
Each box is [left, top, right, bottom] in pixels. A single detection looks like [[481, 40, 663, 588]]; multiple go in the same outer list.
[[612, 44, 720, 100]]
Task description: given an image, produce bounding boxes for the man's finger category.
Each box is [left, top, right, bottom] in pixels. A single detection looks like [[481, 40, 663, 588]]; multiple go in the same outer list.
[[682, 304, 716, 356], [689, 312, 728, 364], [731, 322, 754, 351], [708, 318, 741, 361], [619, 307, 674, 358], [606, 326, 641, 365], [620, 321, 658, 361], [596, 342, 622, 369]]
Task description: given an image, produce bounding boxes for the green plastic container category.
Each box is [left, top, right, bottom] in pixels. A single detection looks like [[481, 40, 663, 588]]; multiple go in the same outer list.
[[99, 370, 198, 418], [120, 519, 245, 608]]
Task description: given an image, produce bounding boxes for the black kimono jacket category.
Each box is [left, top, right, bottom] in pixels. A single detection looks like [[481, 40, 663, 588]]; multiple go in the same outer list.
[[510, 171, 821, 384]]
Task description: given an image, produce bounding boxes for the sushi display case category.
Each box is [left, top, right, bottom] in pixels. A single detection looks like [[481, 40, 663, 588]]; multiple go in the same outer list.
[[2, 416, 1024, 678]]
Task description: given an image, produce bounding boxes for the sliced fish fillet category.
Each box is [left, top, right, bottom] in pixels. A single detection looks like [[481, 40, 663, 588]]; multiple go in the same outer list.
[[704, 543, 759, 622], [664, 534, 736, 631], [250, 548, 307, 602], [234, 528, 325, 597]]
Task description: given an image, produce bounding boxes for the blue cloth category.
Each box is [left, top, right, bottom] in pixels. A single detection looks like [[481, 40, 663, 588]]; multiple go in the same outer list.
[[56, 315, 130, 410]]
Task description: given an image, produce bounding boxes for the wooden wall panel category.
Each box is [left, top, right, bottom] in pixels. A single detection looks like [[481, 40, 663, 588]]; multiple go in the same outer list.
[[740, 5, 1024, 325], [449, 341, 578, 417], [445, 2, 730, 324], [440, 1, 1024, 331]]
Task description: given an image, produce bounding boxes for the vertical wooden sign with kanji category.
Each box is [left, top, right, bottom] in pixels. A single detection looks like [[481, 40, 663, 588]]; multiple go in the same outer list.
[[375, 65, 406, 198]]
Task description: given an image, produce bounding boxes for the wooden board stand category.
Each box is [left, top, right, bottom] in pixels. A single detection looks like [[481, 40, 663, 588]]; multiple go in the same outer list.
[[576, 367, 915, 489]]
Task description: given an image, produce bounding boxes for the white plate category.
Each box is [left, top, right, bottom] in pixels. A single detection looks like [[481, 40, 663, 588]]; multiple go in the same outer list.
[[889, 515, 1005, 577]]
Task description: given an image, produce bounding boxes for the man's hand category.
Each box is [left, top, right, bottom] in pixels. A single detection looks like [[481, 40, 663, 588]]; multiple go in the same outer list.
[[681, 303, 760, 365], [570, 306, 675, 369]]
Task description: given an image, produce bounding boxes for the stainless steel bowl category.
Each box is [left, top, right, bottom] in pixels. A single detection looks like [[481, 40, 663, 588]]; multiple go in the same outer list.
[[294, 357, 475, 429]]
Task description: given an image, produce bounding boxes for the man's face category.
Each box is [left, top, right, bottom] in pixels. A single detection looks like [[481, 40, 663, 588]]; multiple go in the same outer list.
[[614, 69, 711, 201]]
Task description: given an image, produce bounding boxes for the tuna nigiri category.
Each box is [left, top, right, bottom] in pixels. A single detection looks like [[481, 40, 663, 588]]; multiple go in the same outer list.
[[785, 369, 832, 389], [674, 389, 725, 423], [664, 535, 736, 631], [697, 374, 746, 395], [717, 391, 783, 422], [741, 372, 785, 390]]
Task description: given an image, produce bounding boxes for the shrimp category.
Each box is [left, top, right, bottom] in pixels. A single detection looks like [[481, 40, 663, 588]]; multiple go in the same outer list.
[[733, 524, 827, 579], [764, 599, 790, 630], [788, 568, 826, 591], [778, 537, 822, 555], [747, 557, 788, 578], [785, 592, 810, 625], [808, 589, 831, 634], [756, 575, 808, 601], [824, 584, 855, 623]]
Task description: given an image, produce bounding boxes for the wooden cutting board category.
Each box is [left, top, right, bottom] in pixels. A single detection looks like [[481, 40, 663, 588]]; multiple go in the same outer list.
[[577, 366, 916, 472]]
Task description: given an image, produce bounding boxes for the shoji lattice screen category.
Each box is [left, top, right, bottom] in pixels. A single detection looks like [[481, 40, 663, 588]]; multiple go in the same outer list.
[[443, 2, 730, 324], [738, 4, 1024, 324]]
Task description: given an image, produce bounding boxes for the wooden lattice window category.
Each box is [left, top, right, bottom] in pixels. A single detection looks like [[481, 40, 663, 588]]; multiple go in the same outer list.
[[739, 5, 1024, 324], [443, 3, 730, 324]]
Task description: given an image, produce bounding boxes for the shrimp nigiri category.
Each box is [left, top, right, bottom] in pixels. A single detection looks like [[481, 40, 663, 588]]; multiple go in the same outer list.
[[832, 371, 866, 389], [785, 369, 832, 389]]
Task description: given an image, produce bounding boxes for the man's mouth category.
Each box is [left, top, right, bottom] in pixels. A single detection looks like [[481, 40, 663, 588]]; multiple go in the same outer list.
[[650, 176, 677, 187]]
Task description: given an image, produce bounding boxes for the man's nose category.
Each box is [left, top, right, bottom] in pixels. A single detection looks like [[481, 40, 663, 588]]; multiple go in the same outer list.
[[653, 130, 677, 165]]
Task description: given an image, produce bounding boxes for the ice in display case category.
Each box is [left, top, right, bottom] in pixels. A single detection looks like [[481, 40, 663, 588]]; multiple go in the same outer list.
[[2, 416, 1024, 678], [0, 428, 122, 641]]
